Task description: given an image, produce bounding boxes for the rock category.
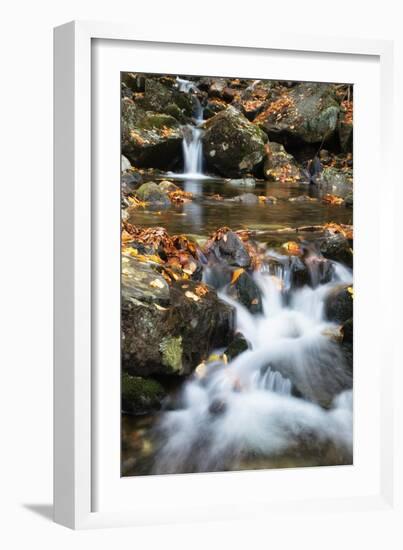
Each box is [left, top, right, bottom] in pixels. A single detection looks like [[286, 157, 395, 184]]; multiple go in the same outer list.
[[121, 155, 132, 172], [224, 333, 250, 361], [121, 373, 166, 415], [316, 166, 353, 196], [226, 177, 256, 188], [122, 278, 235, 377], [233, 192, 259, 205], [208, 398, 227, 415], [341, 317, 353, 343], [121, 98, 183, 170], [122, 72, 145, 93], [121, 169, 143, 195], [140, 77, 194, 121], [227, 270, 263, 314], [289, 256, 311, 288], [319, 231, 353, 267], [202, 106, 267, 177], [208, 78, 227, 98], [324, 284, 353, 324], [203, 99, 228, 119], [344, 192, 353, 208], [135, 181, 171, 207], [122, 256, 170, 306], [206, 230, 251, 268], [255, 83, 340, 146], [158, 180, 179, 193], [264, 142, 306, 183]]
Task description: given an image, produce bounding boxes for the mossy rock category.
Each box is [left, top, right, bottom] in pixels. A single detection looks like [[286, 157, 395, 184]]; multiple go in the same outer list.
[[202, 106, 267, 177], [121, 373, 166, 415], [136, 182, 171, 206]]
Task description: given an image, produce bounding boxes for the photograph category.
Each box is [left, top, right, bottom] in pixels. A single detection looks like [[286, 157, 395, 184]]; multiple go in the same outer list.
[[120, 71, 354, 476]]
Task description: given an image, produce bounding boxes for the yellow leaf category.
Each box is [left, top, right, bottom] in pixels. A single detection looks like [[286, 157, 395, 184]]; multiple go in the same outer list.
[[185, 291, 200, 302], [150, 279, 164, 289], [347, 286, 354, 297], [231, 268, 245, 284]]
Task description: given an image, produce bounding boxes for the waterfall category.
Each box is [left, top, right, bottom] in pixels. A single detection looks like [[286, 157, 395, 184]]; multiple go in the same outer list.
[[152, 253, 353, 474], [182, 126, 204, 177], [175, 77, 206, 179]]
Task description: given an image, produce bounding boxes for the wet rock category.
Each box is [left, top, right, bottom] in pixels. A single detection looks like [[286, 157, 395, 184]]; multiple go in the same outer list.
[[202, 106, 267, 177], [121, 170, 143, 195], [341, 317, 353, 343], [122, 256, 170, 306], [206, 230, 251, 268], [121, 373, 166, 415], [316, 166, 353, 196], [255, 83, 340, 146], [203, 98, 228, 119], [121, 98, 183, 170], [324, 284, 353, 324], [208, 78, 227, 98], [204, 263, 233, 290], [233, 192, 259, 205], [136, 182, 171, 207], [264, 142, 306, 183], [344, 192, 353, 208], [224, 333, 250, 361], [140, 77, 194, 121], [226, 177, 256, 188], [122, 277, 235, 377], [158, 180, 179, 193], [319, 231, 353, 267], [209, 398, 227, 416], [122, 72, 146, 93], [228, 270, 263, 314], [289, 256, 311, 288]]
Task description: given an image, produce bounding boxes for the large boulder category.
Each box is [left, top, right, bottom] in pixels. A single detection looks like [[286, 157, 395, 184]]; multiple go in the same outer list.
[[202, 106, 267, 177], [121, 98, 183, 170], [324, 284, 353, 324], [255, 83, 340, 146], [263, 142, 306, 183], [122, 261, 235, 377]]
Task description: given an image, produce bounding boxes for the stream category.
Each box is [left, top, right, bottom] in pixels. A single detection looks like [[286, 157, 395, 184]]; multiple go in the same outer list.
[[122, 78, 353, 476]]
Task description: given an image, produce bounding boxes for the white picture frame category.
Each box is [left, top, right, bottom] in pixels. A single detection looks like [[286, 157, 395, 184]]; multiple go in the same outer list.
[[54, 20, 399, 531]]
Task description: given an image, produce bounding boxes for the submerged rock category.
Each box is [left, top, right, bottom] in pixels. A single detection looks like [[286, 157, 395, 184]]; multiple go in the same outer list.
[[232, 192, 259, 205], [202, 106, 267, 177], [226, 177, 256, 188], [324, 284, 353, 324], [121, 373, 166, 415], [122, 274, 235, 377]]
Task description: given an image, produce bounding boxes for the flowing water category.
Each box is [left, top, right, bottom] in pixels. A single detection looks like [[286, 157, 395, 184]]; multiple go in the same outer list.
[[122, 245, 353, 476], [122, 77, 353, 476]]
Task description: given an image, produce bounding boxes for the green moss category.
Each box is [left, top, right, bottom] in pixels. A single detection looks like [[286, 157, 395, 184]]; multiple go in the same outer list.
[[159, 336, 183, 373], [121, 373, 165, 414]]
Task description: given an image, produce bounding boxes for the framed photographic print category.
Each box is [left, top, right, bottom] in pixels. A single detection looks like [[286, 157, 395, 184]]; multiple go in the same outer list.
[[54, 21, 398, 530]]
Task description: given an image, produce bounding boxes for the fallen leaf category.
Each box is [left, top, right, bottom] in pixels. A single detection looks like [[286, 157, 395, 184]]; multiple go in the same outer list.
[[231, 268, 245, 284], [150, 279, 165, 289], [185, 291, 200, 302]]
